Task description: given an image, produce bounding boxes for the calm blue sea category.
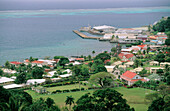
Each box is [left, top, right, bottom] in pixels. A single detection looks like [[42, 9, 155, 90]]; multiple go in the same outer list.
[[0, 0, 170, 65]]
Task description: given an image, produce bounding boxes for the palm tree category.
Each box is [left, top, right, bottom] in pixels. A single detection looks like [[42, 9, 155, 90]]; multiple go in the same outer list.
[[92, 50, 95, 57], [0, 97, 27, 111], [111, 47, 117, 57], [65, 96, 74, 111]]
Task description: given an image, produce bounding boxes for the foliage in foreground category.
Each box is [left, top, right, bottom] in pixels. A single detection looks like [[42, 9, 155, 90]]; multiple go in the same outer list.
[[73, 88, 134, 111]]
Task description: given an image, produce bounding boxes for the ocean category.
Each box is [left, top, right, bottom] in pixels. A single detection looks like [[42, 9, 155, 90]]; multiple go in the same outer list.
[[0, 0, 170, 65]]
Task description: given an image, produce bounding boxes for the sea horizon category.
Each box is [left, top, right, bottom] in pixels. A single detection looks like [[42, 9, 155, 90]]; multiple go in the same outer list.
[[0, 0, 170, 65]]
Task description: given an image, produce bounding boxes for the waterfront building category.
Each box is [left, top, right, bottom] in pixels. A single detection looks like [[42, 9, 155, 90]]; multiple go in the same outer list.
[[10, 61, 22, 67], [136, 35, 148, 40], [115, 28, 142, 34], [93, 25, 117, 33], [103, 33, 114, 39]]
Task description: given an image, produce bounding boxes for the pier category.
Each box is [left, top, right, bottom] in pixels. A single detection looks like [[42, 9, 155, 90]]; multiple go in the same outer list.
[[73, 30, 100, 40]]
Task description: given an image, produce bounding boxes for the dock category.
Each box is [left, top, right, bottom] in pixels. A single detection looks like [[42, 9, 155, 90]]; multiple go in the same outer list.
[[73, 30, 100, 40]]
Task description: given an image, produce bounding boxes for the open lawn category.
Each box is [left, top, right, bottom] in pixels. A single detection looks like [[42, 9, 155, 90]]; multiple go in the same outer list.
[[25, 87, 155, 111], [46, 84, 88, 92]]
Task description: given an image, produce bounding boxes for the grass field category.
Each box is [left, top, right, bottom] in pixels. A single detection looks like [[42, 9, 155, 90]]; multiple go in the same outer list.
[[46, 84, 88, 92], [25, 87, 155, 111]]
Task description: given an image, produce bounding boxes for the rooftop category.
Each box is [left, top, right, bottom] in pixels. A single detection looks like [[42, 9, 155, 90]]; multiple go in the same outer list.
[[10, 61, 22, 65], [93, 25, 116, 30], [3, 84, 24, 89], [122, 71, 137, 79], [0, 77, 15, 84]]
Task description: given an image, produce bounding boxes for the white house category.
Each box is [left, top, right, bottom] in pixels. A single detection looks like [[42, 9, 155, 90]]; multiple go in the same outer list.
[[150, 67, 164, 74], [150, 61, 159, 66], [26, 79, 46, 85], [103, 33, 114, 39], [93, 25, 117, 33], [0, 77, 15, 84], [59, 74, 72, 78], [45, 71, 57, 77], [105, 65, 116, 73], [125, 61, 134, 67], [3, 84, 24, 89], [160, 62, 170, 67]]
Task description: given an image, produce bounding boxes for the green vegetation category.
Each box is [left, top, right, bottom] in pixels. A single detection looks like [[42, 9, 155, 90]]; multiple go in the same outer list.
[[25, 87, 155, 111], [58, 57, 69, 68], [73, 88, 134, 111], [91, 59, 107, 73], [153, 17, 170, 32], [46, 84, 88, 92], [89, 72, 115, 88], [94, 52, 111, 62]]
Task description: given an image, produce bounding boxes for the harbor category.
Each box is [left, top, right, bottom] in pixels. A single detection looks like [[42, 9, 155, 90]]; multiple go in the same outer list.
[[74, 25, 154, 44], [73, 30, 100, 40]]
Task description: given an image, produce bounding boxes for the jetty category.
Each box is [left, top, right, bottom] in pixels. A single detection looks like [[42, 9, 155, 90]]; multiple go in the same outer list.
[[73, 30, 100, 40]]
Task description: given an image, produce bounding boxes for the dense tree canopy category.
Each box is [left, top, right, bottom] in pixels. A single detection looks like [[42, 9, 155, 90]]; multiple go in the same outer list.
[[58, 57, 69, 68], [91, 59, 107, 73], [54, 56, 65, 59], [73, 88, 134, 111], [95, 53, 111, 62], [72, 64, 89, 77], [89, 72, 115, 88], [154, 53, 165, 63], [15, 72, 27, 84], [0, 68, 3, 76], [153, 17, 170, 32], [31, 66, 44, 79]]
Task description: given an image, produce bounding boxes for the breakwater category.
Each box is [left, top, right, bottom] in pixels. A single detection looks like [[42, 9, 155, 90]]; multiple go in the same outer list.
[[73, 30, 100, 40]]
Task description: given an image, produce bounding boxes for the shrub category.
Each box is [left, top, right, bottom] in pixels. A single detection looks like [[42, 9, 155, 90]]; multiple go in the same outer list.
[[88, 87, 93, 90], [70, 88, 80, 92], [70, 89, 77, 92], [63, 90, 70, 93], [81, 88, 85, 90], [56, 90, 62, 93], [126, 44, 132, 47], [52, 91, 56, 94]]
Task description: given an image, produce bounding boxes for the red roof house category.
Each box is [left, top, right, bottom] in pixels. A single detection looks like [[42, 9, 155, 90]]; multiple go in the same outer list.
[[32, 61, 44, 64], [10, 61, 22, 66], [75, 58, 84, 61], [137, 44, 147, 49], [120, 71, 146, 86], [118, 53, 135, 62]]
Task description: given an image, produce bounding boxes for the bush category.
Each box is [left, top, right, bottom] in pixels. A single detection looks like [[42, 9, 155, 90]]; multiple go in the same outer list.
[[126, 44, 132, 47], [63, 90, 70, 93], [56, 90, 62, 93], [83, 83, 87, 86], [88, 87, 93, 90], [81, 88, 85, 90], [52, 91, 56, 94], [70, 88, 80, 92]]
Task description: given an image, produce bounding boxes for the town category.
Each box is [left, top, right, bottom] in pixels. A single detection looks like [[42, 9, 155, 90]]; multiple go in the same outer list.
[[0, 17, 170, 111]]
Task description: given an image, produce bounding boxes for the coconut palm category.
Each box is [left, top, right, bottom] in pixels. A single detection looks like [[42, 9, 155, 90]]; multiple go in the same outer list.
[[92, 50, 95, 57], [0, 96, 27, 111], [65, 96, 74, 111], [111, 47, 117, 57]]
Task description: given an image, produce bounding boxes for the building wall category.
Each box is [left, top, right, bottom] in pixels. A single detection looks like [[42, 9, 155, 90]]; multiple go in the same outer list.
[[132, 75, 142, 80]]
